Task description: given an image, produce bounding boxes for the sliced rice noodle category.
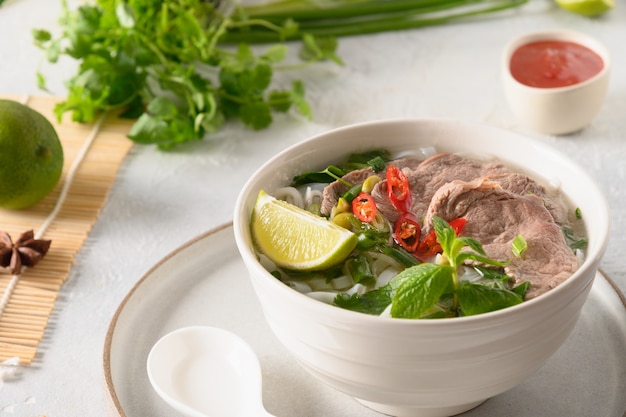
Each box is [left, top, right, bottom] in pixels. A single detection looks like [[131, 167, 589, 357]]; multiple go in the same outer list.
[[331, 275, 354, 290], [273, 186, 304, 208], [304, 187, 323, 210], [287, 281, 312, 294], [392, 146, 437, 161], [307, 291, 337, 304], [346, 283, 368, 296], [375, 268, 398, 289]]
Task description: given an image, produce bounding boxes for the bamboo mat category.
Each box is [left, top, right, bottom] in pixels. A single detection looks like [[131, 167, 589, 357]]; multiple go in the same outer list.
[[0, 95, 134, 364]]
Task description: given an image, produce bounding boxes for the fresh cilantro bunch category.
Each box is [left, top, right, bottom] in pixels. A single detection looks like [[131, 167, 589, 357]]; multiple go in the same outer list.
[[336, 216, 530, 318], [33, 0, 341, 149]]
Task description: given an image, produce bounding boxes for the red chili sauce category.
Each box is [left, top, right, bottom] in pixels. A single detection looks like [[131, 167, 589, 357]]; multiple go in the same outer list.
[[510, 40, 604, 88]]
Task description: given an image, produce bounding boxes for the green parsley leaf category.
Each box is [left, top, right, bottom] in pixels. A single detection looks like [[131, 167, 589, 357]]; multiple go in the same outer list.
[[299, 34, 343, 66], [289, 80, 312, 119], [240, 101, 273, 130], [345, 253, 376, 285], [33, 0, 339, 149]]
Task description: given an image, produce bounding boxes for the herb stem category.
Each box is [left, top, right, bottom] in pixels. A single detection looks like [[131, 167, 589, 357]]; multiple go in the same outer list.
[[243, 0, 470, 20], [223, 0, 528, 43]]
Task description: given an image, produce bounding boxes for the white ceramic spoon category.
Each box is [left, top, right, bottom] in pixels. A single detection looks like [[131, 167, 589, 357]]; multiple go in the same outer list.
[[147, 326, 276, 417]]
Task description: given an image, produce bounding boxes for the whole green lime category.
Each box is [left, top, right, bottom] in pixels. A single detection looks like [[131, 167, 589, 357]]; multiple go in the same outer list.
[[555, 0, 614, 16], [0, 99, 64, 210]]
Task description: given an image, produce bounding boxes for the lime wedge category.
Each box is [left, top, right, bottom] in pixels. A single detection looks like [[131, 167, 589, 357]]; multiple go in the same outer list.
[[251, 190, 358, 271], [555, 0, 614, 16]]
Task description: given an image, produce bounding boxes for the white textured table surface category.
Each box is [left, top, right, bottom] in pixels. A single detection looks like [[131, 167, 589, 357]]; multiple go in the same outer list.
[[0, 0, 625, 416]]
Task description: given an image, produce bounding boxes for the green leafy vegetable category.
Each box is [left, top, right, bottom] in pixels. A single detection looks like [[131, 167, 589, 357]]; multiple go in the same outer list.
[[333, 216, 526, 318], [345, 253, 376, 285], [390, 263, 454, 319], [389, 216, 521, 318], [291, 150, 391, 186], [456, 280, 523, 316], [344, 149, 392, 171], [33, 0, 338, 149], [512, 281, 531, 298], [34, 0, 527, 149], [334, 284, 393, 315], [379, 246, 421, 268], [562, 225, 588, 250]]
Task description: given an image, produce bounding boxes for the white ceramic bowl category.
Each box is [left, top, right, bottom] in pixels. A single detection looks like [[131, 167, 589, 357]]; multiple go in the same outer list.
[[502, 29, 610, 135], [233, 119, 610, 417]]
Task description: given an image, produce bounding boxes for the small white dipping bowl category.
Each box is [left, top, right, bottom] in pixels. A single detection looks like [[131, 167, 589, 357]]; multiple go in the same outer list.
[[502, 29, 610, 135], [233, 119, 610, 417]]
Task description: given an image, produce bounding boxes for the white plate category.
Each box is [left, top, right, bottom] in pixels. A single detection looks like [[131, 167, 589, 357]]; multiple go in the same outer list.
[[104, 223, 626, 417]]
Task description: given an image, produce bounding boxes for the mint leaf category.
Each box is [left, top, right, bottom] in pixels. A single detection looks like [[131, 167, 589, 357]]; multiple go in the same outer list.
[[390, 263, 454, 319], [457, 281, 523, 316], [457, 251, 508, 267], [392, 216, 512, 318], [512, 281, 531, 298], [432, 216, 458, 257], [334, 285, 392, 315], [472, 265, 508, 280], [457, 236, 486, 256]]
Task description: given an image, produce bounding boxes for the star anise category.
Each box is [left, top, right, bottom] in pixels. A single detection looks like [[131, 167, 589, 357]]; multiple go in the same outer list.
[[0, 230, 51, 275]]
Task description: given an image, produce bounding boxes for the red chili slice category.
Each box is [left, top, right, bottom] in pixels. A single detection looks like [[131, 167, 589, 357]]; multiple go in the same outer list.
[[415, 218, 467, 260], [386, 165, 412, 213], [352, 192, 377, 223], [394, 212, 421, 252]]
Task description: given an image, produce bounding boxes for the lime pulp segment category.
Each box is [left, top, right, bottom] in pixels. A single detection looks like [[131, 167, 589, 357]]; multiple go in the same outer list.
[[251, 190, 358, 271]]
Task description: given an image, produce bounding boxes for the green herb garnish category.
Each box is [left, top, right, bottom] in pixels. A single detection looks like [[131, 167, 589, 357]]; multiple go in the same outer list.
[[511, 234, 527, 257], [333, 216, 525, 318], [33, 0, 338, 149], [389, 216, 519, 318], [34, 0, 527, 149], [292, 150, 391, 186], [575, 207, 582, 220], [334, 284, 393, 315], [562, 225, 588, 250]]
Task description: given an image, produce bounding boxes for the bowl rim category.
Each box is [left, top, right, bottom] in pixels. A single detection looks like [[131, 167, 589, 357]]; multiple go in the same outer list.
[[233, 118, 611, 327], [502, 28, 611, 93]]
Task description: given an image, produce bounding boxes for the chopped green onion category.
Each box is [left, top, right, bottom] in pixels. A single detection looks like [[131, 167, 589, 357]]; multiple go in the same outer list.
[[367, 156, 387, 173], [512, 234, 527, 257], [224, 0, 530, 44]]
